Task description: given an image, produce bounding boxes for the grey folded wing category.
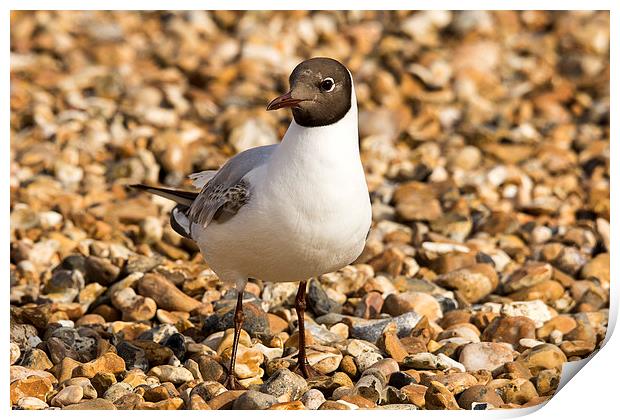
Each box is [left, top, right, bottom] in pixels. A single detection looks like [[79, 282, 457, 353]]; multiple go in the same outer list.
[[187, 144, 277, 228]]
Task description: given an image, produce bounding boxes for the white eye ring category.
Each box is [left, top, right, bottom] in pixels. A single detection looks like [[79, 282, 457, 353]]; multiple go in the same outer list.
[[321, 77, 335, 92]]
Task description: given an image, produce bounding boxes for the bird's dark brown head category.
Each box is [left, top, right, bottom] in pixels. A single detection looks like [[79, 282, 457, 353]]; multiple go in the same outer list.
[[266, 57, 352, 127]]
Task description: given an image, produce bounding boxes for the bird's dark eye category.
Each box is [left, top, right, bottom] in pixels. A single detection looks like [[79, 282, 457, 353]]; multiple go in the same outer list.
[[320, 78, 335, 92]]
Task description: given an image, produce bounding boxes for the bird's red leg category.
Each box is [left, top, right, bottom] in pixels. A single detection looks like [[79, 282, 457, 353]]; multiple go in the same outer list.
[[224, 291, 246, 390], [293, 279, 321, 379]]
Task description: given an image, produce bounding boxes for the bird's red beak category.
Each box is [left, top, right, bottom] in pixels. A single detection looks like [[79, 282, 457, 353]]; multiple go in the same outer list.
[[266, 91, 304, 111]]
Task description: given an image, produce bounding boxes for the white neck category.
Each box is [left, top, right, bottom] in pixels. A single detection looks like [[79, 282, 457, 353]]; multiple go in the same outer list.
[[259, 82, 369, 230], [273, 84, 360, 167]]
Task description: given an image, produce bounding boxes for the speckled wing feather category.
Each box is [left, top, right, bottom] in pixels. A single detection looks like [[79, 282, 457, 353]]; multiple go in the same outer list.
[[188, 145, 276, 227], [189, 170, 217, 188]]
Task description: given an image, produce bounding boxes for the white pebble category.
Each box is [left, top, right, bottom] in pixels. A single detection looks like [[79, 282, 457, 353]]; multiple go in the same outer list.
[[501, 300, 552, 328], [422, 242, 470, 254], [38, 211, 63, 229]]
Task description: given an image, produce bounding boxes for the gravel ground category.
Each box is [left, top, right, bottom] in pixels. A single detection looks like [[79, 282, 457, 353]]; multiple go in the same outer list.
[[10, 10, 609, 410]]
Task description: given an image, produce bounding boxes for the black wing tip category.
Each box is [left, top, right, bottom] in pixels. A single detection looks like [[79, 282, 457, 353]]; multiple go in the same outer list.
[[128, 183, 150, 190]]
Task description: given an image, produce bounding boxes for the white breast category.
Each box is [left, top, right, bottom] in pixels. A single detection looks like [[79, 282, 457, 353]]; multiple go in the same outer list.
[[194, 87, 371, 285]]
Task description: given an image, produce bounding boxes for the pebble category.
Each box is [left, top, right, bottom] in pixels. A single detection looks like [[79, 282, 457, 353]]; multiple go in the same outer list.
[[341, 394, 377, 408], [103, 382, 133, 401], [79, 283, 107, 312], [55, 162, 83, 188], [75, 314, 106, 326], [383, 292, 442, 321], [422, 372, 477, 395], [116, 341, 149, 371], [319, 401, 351, 410], [84, 256, 120, 286], [350, 311, 422, 343], [267, 401, 306, 410], [137, 274, 201, 312], [553, 247, 587, 276], [437, 264, 498, 303], [306, 322, 346, 345], [535, 369, 560, 396], [267, 314, 289, 334], [458, 385, 504, 409], [481, 316, 536, 346], [139, 217, 163, 244], [113, 392, 144, 409], [63, 378, 97, 400], [393, 182, 443, 221], [163, 333, 187, 360], [581, 253, 609, 288], [139, 324, 179, 343], [188, 394, 210, 410], [353, 350, 384, 372], [404, 352, 465, 372], [259, 369, 307, 403], [379, 325, 409, 362], [389, 371, 418, 389], [536, 315, 577, 339], [111, 287, 157, 321], [140, 396, 185, 409], [148, 365, 194, 384], [500, 300, 553, 328], [229, 118, 278, 153], [71, 353, 126, 378], [51, 385, 84, 406], [375, 404, 418, 410], [17, 396, 49, 410], [232, 390, 278, 410], [370, 359, 400, 380], [218, 329, 264, 380], [400, 384, 428, 407], [503, 262, 553, 293], [123, 372, 148, 388], [63, 398, 117, 410], [305, 345, 342, 374], [10, 376, 54, 405], [307, 279, 341, 316], [191, 381, 227, 402], [10, 342, 20, 365], [518, 344, 567, 374], [438, 323, 481, 344], [205, 302, 270, 337], [142, 383, 177, 401], [354, 291, 384, 319], [459, 342, 515, 371], [193, 354, 225, 383], [424, 381, 460, 410], [496, 378, 539, 405], [106, 393, 139, 410], [10, 320, 40, 351], [89, 372, 116, 396], [300, 389, 326, 410], [261, 283, 297, 310], [184, 358, 203, 381], [339, 354, 358, 378], [354, 373, 385, 403], [207, 390, 247, 410]]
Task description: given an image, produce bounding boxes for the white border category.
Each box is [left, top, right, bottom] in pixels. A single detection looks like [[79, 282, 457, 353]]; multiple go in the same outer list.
[[4, 2, 616, 419], [1, 1, 617, 10]]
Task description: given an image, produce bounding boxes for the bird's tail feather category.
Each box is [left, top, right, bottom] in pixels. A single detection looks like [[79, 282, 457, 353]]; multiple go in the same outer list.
[[129, 184, 198, 207]]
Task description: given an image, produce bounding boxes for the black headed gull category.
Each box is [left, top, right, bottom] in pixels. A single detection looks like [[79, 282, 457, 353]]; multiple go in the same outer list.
[[132, 57, 372, 388]]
